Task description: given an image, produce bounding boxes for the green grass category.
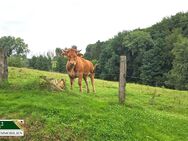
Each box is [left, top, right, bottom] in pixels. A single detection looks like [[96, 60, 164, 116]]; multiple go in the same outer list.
[[0, 67, 188, 141]]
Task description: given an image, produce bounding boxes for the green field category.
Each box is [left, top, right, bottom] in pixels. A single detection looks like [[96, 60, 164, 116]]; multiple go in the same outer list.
[[0, 67, 188, 141]]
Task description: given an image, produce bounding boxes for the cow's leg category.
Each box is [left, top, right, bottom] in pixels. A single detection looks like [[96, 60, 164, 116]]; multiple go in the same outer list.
[[70, 78, 74, 90], [83, 75, 90, 93], [78, 74, 83, 92], [90, 73, 96, 93]]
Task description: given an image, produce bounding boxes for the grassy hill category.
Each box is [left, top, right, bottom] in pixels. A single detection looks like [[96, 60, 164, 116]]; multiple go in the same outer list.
[[0, 67, 188, 141]]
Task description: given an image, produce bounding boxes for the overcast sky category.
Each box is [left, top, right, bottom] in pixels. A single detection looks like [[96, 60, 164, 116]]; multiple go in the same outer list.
[[0, 0, 188, 56]]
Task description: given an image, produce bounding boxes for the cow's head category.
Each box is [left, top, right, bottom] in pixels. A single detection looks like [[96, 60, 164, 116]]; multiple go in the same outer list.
[[62, 48, 82, 67]]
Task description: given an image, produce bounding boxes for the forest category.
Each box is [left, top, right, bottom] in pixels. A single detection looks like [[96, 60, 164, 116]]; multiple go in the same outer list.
[[84, 12, 188, 90], [0, 12, 188, 90]]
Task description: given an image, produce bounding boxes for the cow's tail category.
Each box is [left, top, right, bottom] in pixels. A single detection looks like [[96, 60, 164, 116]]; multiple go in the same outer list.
[[93, 64, 98, 73]]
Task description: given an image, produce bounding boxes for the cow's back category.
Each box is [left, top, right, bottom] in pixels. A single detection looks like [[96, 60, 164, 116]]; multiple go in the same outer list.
[[76, 57, 94, 74]]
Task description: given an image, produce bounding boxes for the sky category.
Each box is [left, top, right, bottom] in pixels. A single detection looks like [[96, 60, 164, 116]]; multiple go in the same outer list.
[[0, 0, 188, 57]]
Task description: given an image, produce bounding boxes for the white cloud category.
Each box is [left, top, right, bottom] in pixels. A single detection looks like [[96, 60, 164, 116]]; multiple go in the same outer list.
[[0, 0, 188, 56]]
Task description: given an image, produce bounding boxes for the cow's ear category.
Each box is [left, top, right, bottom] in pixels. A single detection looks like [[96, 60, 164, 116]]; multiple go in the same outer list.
[[77, 49, 82, 53], [61, 52, 65, 57], [62, 49, 68, 57]]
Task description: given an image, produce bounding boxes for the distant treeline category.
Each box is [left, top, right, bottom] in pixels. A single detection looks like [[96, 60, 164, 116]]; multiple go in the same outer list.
[[0, 37, 67, 74], [7, 49, 67, 73], [28, 49, 67, 73], [84, 12, 188, 90]]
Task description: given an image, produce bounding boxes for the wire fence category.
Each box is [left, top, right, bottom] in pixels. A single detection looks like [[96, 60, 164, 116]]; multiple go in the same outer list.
[[57, 71, 166, 87], [11, 65, 167, 88], [9, 67, 168, 91]]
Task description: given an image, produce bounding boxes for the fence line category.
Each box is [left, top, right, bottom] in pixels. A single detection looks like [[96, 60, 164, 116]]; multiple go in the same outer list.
[[56, 72, 165, 86], [12, 68, 164, 87]]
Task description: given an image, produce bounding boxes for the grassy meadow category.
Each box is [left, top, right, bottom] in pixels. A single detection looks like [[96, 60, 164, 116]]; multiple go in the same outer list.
[[0, 67, 188, 141]]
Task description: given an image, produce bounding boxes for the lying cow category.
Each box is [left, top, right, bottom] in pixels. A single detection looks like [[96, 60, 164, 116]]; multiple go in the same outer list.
[[62, 48, 96, 93]]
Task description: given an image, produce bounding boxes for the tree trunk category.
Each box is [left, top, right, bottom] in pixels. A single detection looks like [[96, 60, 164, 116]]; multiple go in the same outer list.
[[0, 48, 8, 83]]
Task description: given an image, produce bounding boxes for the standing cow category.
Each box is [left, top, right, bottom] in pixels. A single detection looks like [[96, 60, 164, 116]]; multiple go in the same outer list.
[[62, 48, 96, 93]]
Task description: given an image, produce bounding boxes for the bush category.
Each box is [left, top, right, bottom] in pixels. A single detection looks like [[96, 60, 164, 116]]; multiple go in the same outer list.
[[8, 55, 29, 67]]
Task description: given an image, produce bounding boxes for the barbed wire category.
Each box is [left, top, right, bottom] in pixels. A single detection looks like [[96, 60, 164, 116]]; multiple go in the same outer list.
[[61, 72, 164, 85], [12, 68, 164, 87], [37, 71, 155, 83], [95, 73, 149, 81]]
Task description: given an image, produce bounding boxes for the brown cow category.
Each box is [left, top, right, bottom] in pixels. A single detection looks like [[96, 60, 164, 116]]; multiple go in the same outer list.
[[62, 48, 96, 93]]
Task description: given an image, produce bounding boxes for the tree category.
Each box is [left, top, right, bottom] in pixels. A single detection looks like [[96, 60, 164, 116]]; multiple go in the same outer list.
[[29, 56, 37, 69], [166, 35, 188, 90], [0, 36, 29, 83], [55, 57, 67, 73], [0, 36, 29, 56], [97, 40, 113, 79], [8, 55, 28, 68], [140, 44, 164, 86], [83, 12, 188, 90], [164, 29, 181, 72], [84, 40, 103, 60], [123, 30, 154, 81], [55, 48, 62, 57], [29, 55, 52, 71]]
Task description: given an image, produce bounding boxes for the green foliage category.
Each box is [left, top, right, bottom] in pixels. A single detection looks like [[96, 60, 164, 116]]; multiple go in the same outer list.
[[123, 30, 154, 53], [0, 36, 29, 56], [8, 55, 29, 68], [55, 47, 62, 57], [91, 59, 97, 65], [29, 55, 52, 71], [140, 44, 164, 86], [0, 67, 188, 140], [123, 30, 154, 81], [28, 51, 67, 73], [54, 56, 67, 73], [84, 40, 104, 60], [84, 12, 188, 90], [166, 34, 188, 90]]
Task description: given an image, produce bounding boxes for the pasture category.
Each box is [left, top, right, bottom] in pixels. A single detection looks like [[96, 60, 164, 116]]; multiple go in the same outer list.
[[0, 67, 188, 141]]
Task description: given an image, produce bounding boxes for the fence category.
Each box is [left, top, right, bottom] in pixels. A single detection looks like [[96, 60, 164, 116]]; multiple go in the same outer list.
[[0, 48, 8, 83]]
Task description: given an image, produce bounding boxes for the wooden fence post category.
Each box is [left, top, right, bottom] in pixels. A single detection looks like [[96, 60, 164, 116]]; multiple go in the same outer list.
[[0, 48, 8, 83], [119, 56, 127, 104]]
